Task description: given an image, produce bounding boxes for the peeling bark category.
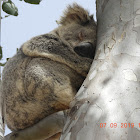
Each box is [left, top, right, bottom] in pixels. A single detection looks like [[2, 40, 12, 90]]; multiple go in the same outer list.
[[60, 0, 140, 139]]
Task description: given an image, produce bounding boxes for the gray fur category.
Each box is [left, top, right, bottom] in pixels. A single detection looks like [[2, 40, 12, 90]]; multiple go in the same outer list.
[[2, 3, 96, 131]]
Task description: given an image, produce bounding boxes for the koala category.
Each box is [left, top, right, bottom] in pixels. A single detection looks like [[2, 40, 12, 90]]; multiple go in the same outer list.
[[2, 3, 96, 132]]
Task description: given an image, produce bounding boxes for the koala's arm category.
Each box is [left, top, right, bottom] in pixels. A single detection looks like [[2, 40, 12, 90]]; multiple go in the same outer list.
[[22, 33, 92, 76], [22, 34, 75, 65], [22, 34, 63, 58]]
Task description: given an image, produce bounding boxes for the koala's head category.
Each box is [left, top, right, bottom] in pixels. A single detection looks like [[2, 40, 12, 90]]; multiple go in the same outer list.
[[57, 3, 96, 59]]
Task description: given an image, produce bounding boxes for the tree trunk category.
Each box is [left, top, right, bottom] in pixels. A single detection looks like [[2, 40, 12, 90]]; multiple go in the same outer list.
[[60, 0, 140, 140]]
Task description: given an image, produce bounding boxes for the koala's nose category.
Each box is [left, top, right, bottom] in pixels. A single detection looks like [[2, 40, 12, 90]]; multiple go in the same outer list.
[[74, 42, 95, 59]]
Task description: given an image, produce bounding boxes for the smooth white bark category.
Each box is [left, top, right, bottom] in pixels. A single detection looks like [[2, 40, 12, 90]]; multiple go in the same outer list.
[[60, 0, 140, 140]]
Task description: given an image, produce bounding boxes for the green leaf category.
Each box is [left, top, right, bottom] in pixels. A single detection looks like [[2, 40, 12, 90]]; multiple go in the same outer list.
[[2, 0, 18, 16], [24, 0, 42, 4], [0, 46, 3, 60], [17, 48, 19, 52], [0, 63, 6, 66]]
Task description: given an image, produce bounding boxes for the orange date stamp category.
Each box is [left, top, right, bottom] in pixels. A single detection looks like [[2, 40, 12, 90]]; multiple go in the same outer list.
[[99, 123, 140, 128]]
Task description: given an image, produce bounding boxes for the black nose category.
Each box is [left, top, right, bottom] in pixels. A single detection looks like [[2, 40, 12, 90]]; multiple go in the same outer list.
[[74, 42, 95, 59]]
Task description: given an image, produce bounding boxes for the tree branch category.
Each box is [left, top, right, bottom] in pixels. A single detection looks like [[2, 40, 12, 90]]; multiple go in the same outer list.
[[4, 111, 66, 140]]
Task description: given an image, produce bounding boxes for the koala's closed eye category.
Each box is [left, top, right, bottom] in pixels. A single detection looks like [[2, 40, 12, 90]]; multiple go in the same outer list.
[[74, 42, 95, 59]]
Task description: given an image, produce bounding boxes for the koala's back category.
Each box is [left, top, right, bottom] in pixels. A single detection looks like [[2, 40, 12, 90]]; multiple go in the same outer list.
[[2, 49, 84, 131]]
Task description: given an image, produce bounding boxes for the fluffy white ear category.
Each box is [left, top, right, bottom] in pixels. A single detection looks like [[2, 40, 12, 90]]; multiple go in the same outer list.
[[58, 3, 93, 25]]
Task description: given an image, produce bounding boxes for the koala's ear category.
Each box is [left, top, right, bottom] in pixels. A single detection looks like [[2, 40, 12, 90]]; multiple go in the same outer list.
[[58, 3, 93, 25]]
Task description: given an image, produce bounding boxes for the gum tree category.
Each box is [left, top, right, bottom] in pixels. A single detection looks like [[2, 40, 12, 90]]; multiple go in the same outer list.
[[2, 0, 140, 140], [60, 0, 140, 139]]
